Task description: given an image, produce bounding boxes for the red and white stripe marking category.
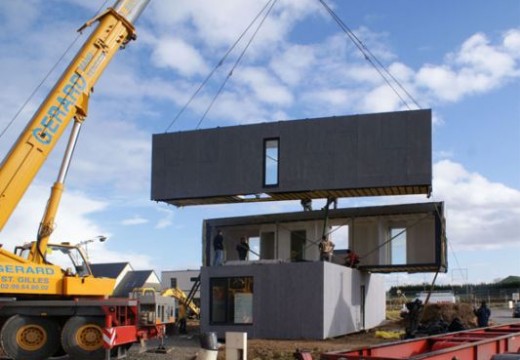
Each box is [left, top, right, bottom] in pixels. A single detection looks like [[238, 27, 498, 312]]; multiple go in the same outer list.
[[103, 327, 116, 349]]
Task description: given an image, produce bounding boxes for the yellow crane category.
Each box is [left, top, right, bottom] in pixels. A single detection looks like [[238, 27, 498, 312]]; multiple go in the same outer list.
[[0, 0, 149, 297], [0, 1, 151, 359]]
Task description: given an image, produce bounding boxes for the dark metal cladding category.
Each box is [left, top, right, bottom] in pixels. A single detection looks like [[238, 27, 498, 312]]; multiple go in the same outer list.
[[151, 109, 432, 206]]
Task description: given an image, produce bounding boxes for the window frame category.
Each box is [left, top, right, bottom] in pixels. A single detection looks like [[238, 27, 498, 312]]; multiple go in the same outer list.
[[390, 227, 407, 265], [263, 138, 280, 187], [209, 276, 254, 326]]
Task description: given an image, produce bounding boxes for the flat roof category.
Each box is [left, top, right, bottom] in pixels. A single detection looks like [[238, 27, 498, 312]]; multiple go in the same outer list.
[[204, 201, 443, 228]]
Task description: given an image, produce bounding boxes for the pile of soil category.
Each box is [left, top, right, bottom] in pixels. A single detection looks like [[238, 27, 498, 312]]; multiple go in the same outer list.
[[421, 302, 477, 328]]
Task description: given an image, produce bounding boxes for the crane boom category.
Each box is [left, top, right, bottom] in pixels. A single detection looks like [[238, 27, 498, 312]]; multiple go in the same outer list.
[[0, 3, 158, 359], [0, 0, 150, 231]]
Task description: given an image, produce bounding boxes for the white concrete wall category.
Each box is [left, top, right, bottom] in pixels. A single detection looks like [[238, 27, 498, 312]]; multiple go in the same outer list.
[[352, 215, 437, 266], [274, 221, 322, 261], [322, 264, 385, 338], [362, 272, 386, 329], [322, 265, 358, 338]]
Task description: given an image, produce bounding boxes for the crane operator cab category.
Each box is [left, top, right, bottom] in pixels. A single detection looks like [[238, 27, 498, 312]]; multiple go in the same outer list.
[[14, 242, 92, 277], [4, 241, 115, 297]]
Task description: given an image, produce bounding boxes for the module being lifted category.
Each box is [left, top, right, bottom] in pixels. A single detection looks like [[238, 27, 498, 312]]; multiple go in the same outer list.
[[151, 109, 432, 206]]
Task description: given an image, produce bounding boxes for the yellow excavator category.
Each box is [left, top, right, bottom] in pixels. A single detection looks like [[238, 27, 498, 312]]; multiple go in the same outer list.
[[0, 1, 152, 359], [161, 288, 201, 318]]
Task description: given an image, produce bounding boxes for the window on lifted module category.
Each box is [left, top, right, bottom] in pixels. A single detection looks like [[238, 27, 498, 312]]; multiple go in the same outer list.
[[263, 138, 279, 187], [210, 277, 253, 325]]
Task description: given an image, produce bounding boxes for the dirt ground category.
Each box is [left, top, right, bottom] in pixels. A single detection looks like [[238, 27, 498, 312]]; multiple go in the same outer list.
[[126, 319, 401, 360], [127, 303, 482, 360], [2, 304, 509, 360]]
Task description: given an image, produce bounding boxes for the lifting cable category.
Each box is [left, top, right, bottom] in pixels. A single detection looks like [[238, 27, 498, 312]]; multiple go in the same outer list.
[[195, 0, 278, 130], [163, 0, 278, 133], [254, 203, 448, 277], [318, 0, 422, 110], [283, 212, 411, 263], [0, 0, 111, 141]]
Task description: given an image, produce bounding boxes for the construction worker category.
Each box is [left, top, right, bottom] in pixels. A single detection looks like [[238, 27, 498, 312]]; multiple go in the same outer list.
[[301, 198, 312, 211], [319, 235, 335, 262], [345, 249, 360, 268], [213, 229, 224, 266], [236, 237, 250, 260], [474, 301, 491, 327], [178, 303, 187, 334]]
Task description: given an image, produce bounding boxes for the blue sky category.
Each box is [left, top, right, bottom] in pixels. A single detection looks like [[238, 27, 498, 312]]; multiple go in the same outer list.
[[0, 0, 518, 287]]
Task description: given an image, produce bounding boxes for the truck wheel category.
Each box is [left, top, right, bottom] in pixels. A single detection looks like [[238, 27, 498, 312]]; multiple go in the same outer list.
[[61, 316, 104, 360], [0, 315, 60, 360]]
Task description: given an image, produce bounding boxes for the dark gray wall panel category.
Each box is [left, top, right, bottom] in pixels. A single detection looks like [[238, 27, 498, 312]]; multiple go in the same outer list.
[[200, 262, 324, 339], [152, 109, 432, 205], [199, 262, 385, 339]]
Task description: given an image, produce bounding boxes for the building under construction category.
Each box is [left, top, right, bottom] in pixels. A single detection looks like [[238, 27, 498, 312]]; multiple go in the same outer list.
[[151, 109, 447, 339]]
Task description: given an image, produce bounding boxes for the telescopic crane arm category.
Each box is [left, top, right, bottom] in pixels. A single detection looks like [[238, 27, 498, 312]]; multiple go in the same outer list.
[[0, 0, 149, 241]]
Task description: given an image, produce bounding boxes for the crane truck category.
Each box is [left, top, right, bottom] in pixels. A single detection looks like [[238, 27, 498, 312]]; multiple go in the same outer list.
[[0, 1, 176, 359]]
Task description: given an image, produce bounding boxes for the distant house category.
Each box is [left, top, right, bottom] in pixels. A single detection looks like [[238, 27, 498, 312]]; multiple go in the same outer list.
[[112, 270, 161, 298], [161, 270, 201, 300], [89, 262, 133, 288], [89, 262, 161, 298]]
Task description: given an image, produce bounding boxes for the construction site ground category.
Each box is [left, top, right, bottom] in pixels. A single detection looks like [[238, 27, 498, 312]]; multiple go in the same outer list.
[[1, 306, 517, 359], [127, 322, 390, 360], [126, 306, 520, 360]]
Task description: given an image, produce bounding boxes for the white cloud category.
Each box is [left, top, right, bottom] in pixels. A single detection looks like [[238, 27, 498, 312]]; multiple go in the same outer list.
[[347, 160, 520, 253], [1, 183, 107, 250], [416, 30, 520, 102], [503, 29, 520, 55], [149, 0, 319, 50], [235, 67, 293, 106], [0, 182, 155, 269], [155, 207, 175, 229], [68, 117, 151, 194], [302, 88, 353, 109], [433, 160, 520, 251], [151, 38, 209, 77], [270, 44, 316, 86], [121, 216, 149, 226], [87, 244, 154, 270], [359, 85, 403, 113]]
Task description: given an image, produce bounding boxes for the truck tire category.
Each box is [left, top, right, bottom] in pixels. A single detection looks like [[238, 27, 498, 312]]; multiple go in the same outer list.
[[0, 315, 60, 360], [61, 316, 104, 360]]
